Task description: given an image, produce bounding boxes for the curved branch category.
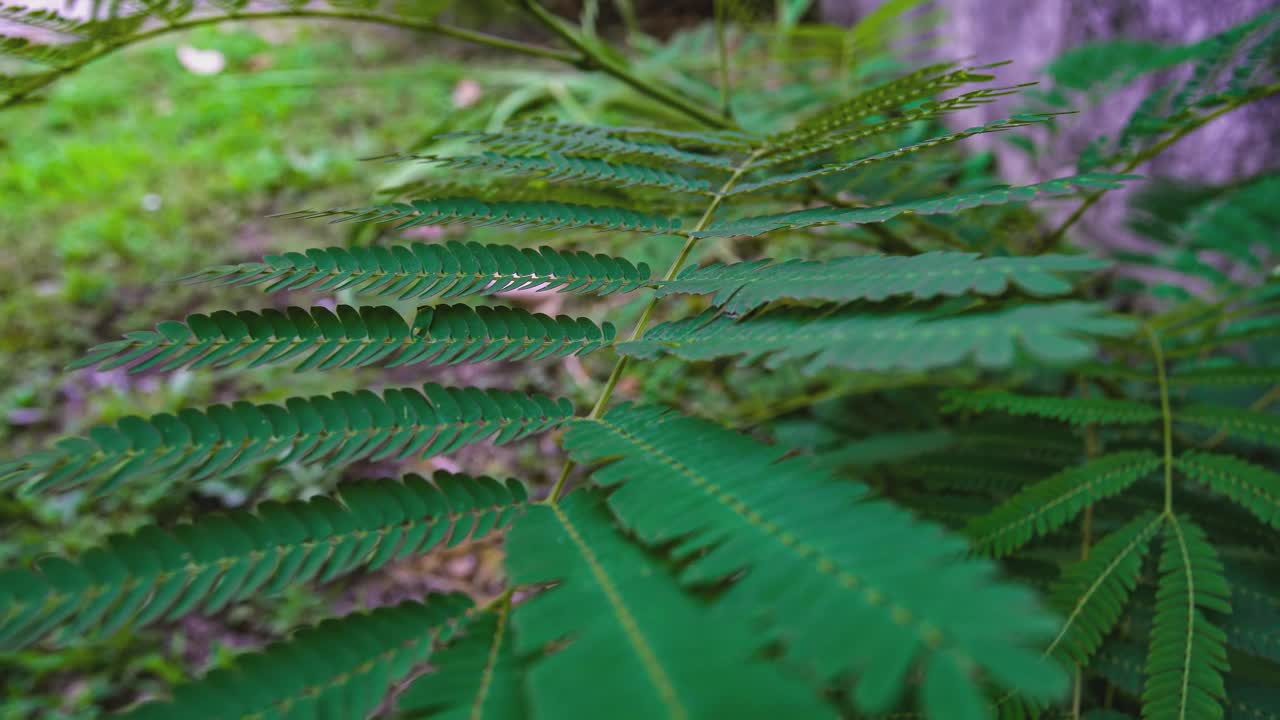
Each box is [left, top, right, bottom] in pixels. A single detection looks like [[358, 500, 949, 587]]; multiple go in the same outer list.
[[1, 8, 580, 111], [515, 0, 736, 130]]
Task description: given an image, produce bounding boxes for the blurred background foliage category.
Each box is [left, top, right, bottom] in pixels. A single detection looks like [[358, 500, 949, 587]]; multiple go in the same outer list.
[[0, 1, 1276, 717]]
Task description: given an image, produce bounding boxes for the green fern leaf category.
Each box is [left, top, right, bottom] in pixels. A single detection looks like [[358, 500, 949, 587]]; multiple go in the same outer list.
[[1178, 405, 1280, 446], [1167, 315, 1280, 357], [1176, 451, 1280, 529], [405, 151, 715, 193], [445, 127, 738, 170], [813, 429, 954, 468], [756, 84, 1039, 167], [1045, 513, 1163, 664], [0, 385, 572, 496], [283, 198, 683, 235], [506, 120, 758, 151], [180, 241, 652, 298], [70, 304, 614, 374], [563, 405, 1067, 717], [1142, 516, 1231, 720], [737, 114, 1061, 196], [967, 451, 1161, 557], [658, 252, 1105, 314], [695, 174, 1138, 238], [1168, 365, 1280, 386], [942, 389, 1160, 426], [763, 62, 994, 152], [0, 473, 524, 649], [397, 604, 524, 720], [117, 595, 472, 720], [1222, 557, 1280, 663], [622, 302, 1136, 373], [506, 492, 834, 720]]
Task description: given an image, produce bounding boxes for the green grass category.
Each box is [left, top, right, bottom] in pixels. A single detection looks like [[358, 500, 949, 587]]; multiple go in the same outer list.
[[0, 23, 466, 392]]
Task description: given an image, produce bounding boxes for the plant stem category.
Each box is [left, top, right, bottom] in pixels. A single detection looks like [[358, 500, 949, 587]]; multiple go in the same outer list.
[[0, 8, 580, 111], [517, 0, 737, 130], [1074, 377, 1100, 720], [546, 150, 764, 503], [1040, 81, 1280, 250], [1146, 326, 1175, 514]]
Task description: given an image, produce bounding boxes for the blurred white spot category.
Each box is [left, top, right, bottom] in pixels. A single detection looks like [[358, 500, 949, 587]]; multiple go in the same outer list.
[[141, 193, 162, 212], [452, 79, 483, 109], [176, 45, 226, 76]]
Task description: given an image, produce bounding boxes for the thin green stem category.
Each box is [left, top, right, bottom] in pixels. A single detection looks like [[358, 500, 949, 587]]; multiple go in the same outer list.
[[1040, 81, 1280, 250], [1074, 377, 1100, 720], [1146, 326, 1175, 514], [517, 0, 736, 130], [0, 8, 579, 111], [546, 150, 764, 503]]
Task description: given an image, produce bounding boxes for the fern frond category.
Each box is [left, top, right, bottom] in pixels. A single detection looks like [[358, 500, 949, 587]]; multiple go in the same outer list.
[[0, 385, 572, 496], [118, 595, 473, 720], [0, 1, 90, 34], [903, 455, 1050, 495], [0, 34, 71, 65], [508, 120, 758, 152], [1046, 512, 1163, 664], [408, 151, 714, 193], [1168, 365, 1280, 386], [563, 405, 1067, 717], [506, 492, 833, 720], [658, 252, 1105, 314], [942, 389, 1160, 426], [445, 127, 737, 170], [1178, 405, 1280, 446], [762, 62, 982, 151], [1176, 451, 1280, 529], [695, 174, 1137, 238], [397, 605, 524, 720], [180, 241, 652, 298], [622, 302, 1136, 373], [283, 198, 683, 235], [0, 473, 524, 649], [736, 114, 1062, 196], [1166, 315, 1280, 357], [1142, 516, 1230, 720], [1222, 557, 1280, 663], [70, 304, 614, 374], [761, 63, 1022, 162], [756, 84, 1039, 167], [966, 451, 1161, 557], [813, 429, 953, 468]]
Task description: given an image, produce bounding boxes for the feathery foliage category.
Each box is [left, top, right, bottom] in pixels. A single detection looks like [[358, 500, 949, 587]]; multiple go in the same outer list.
[[657, 252, 1105, 314], [1142, 517, 1231, 720], [506, 492, 833, 720], [180, 241, 653, 299], [0, 385, 572, 495], [942, 389, 1161, 426], [70, 304, 615, 373], [624, 302, 1135, 372], [1047, 513, 1163, 665], [118, 595, 474, 720], [6, 5, 1280, 718], [563, 405, 1066, 717], [284, 198, 684, 235], [967, 452, 1161, 557], [397, 606, 525, 720], [694, 174, 1135, 238], [0, 473, 526, 650]]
